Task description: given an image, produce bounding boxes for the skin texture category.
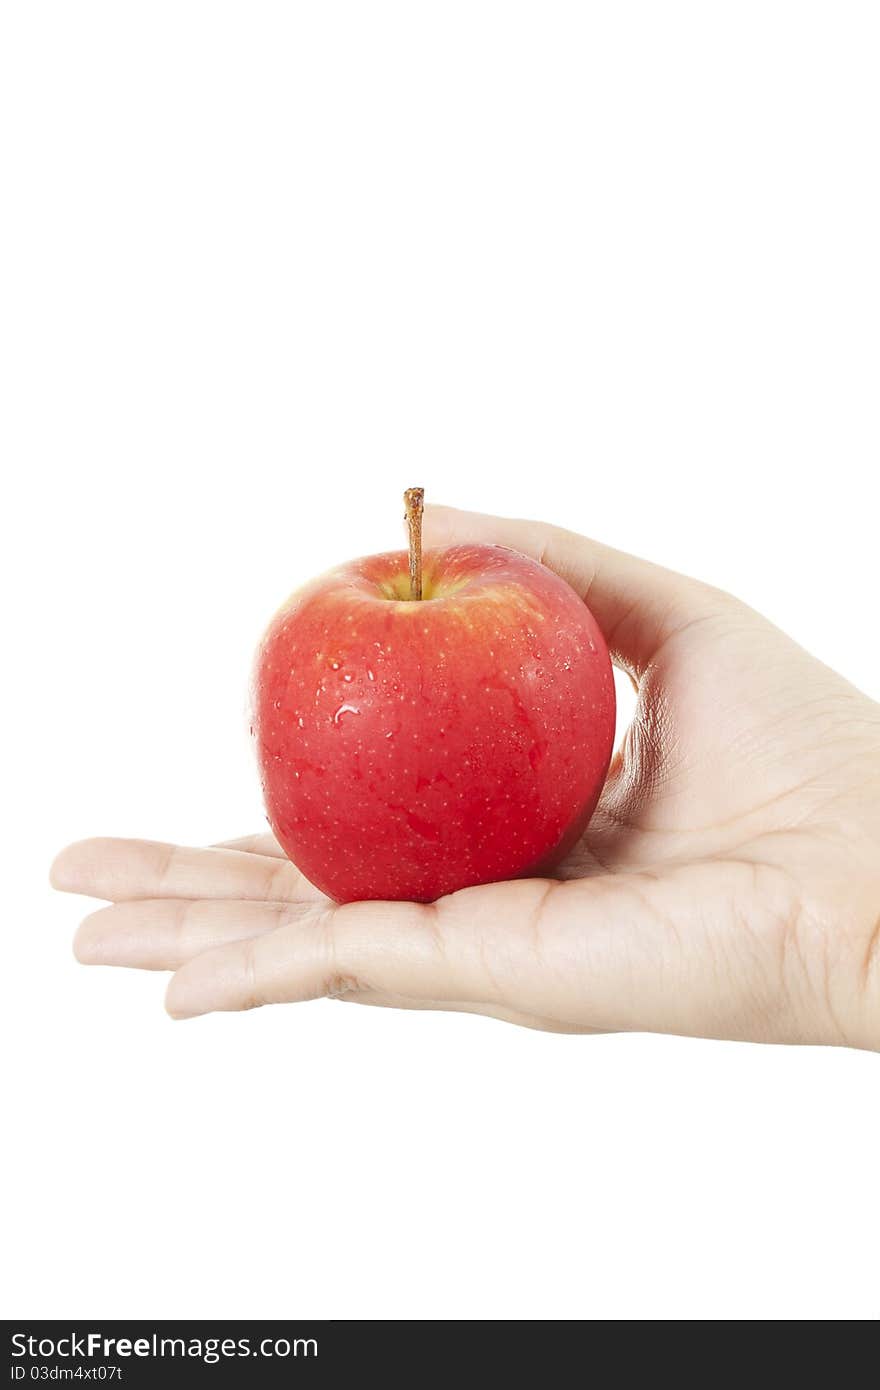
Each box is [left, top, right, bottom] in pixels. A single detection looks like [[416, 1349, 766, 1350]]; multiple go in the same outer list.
[[253, 543, 615, 902], [51, 505, 880, 1049]]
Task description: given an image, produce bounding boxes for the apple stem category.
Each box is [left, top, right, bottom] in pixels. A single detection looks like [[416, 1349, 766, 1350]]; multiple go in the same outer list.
[[404, 487, 424, 600]]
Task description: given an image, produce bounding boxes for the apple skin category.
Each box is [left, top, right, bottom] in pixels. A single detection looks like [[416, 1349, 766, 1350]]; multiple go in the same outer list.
[[252, 544, 615, 903]]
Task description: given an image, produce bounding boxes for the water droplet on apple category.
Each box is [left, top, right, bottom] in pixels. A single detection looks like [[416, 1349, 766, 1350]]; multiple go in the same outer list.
[[385, 730, 394, 739], [297, 716, 305, 728], [588, 637, 596, 653], [367, 668, 375, 681], [333, 703, 360, 725], [273, 699, 282, 709], [342, 673, 353, 682], [330, 660, 341, 670]]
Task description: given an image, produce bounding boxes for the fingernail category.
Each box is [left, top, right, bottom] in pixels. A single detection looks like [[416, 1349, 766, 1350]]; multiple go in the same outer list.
[[165, 981, 204, 1020], [73, 921, 102, 963], [50, 851, 76, 891]]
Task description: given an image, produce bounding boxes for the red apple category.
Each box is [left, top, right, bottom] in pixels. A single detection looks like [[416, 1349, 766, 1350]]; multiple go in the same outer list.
[[252, 541, 615, 903]]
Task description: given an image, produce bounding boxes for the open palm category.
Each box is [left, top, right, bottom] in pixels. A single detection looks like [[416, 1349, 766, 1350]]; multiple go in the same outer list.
[[52, 506, 880, 1048]]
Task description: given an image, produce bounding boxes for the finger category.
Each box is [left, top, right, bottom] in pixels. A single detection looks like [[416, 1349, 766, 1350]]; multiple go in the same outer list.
[[211, 832, 287, 858], [50, 837, 323, 904], [166, 898, 337, 1017], [74, 899, 293, 971], [164, 868, 794, 1043], [423, 503, 733, 674], [163, 878, 630, 1023]]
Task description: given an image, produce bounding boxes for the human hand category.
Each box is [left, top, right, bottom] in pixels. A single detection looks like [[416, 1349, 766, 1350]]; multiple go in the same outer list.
[[51, 506, 880, 1048]]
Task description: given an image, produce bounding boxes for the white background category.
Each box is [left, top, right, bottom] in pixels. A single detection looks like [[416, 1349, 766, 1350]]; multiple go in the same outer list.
[[2, 1, 878, 1321]]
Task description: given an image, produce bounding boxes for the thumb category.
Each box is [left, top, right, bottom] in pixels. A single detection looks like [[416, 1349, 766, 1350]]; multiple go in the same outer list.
[[422, 504, 731, 675]]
